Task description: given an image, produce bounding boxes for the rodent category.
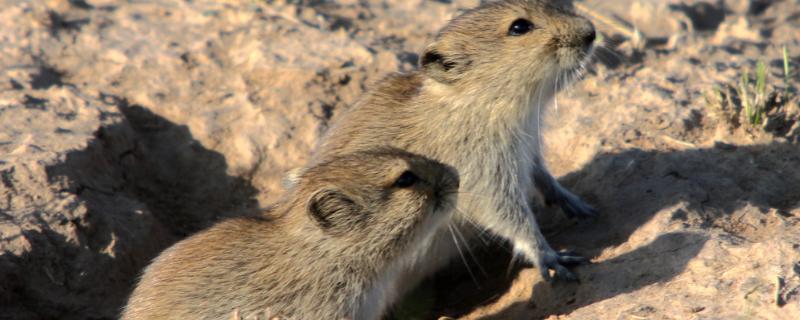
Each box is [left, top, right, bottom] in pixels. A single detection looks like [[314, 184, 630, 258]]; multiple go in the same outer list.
[[307, 0, 598, 293], [121, 149, 460, 320]]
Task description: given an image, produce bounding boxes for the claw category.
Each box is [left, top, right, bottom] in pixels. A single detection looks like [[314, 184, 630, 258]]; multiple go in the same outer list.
[[540, 260, 578, 284], [554, 264, 578, 282], [533, 165, 598, 220], [539, 265, 553, 283], [559, 194, 598, 220], [556, 251, 588, 266]]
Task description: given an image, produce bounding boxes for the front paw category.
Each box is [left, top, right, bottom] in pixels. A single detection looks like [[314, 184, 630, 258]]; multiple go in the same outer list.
[[535, 249, 587, 283]]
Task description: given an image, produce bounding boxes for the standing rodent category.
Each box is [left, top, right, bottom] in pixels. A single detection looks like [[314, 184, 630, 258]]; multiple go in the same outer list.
[[122, 149, 459, 320], [308, 0, 598, 291]]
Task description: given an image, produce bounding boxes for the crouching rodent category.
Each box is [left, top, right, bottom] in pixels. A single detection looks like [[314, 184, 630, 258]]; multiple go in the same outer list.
[[122, 149, 459, 320]]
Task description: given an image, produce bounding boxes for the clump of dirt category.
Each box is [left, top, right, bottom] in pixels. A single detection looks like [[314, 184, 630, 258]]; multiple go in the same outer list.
[[0, 0, 798, 319]]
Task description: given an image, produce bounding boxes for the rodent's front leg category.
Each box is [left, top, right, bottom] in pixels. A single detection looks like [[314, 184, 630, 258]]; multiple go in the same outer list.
[[531, 159, 598, 219], [474, 194, 585, 282]]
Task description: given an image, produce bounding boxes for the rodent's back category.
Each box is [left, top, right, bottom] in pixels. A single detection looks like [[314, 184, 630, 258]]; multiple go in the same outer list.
[[317, 73, 426, 160], [124, 211, 385, 319], [122, 218, 296, 319]]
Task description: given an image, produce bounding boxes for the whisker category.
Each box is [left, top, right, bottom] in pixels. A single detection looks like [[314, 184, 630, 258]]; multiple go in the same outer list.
[[535, 78, 545, 161], [450, 205, 492, 245], [451, 221, 488, 277], [602, 41, 628, 61], [506, 252, 520, 277], [595, 44, 628, 65], [560, 67, 578, 98], [448, 223, 480, 287], [593, 48, 615, 66], [554, 70, 560, 113], [455, 191, 493, 200]]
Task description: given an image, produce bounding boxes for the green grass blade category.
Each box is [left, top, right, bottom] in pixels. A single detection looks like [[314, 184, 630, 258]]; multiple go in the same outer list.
[[755, 61, 767, 124], [784, 45, 791, 96], [740, 68, 753, 125], [756, 61, 767, 94]]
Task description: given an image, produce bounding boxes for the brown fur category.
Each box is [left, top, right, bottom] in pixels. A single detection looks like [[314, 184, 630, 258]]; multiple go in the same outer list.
[[122, 150, 459, 320], [310, 0, 598, 296]]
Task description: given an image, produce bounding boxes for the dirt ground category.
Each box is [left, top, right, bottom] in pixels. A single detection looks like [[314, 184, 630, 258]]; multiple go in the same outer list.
[[1, 0, 799, 319]]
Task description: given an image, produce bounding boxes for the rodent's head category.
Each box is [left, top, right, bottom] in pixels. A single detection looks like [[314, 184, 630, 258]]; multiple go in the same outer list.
[[420, 0, 594, 97], [295, 149, 459, 253]]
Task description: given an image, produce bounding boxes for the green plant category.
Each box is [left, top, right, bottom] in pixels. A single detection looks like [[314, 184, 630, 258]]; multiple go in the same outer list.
[[739, 67, 754, 125], [737, 61, 768, 126], [595, 31, 604, 46], [784, 45, 792, 97], [755, 60, 767, 123]]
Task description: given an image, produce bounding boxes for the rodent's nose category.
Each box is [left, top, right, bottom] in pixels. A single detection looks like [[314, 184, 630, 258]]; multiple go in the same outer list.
[[583, 28, 596, 46], [446, 169, 460, 190], [436, 176, 459, 193], [435, 167, 460, 193], [565, 19, 596, 50]]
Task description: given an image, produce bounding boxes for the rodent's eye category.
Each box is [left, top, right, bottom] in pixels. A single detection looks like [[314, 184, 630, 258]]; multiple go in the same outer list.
[[508, 18, 534, 36], [393, 170, 418, 188]]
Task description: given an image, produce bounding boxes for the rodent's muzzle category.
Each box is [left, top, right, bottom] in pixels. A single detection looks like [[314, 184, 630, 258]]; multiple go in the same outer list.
[[557, 18, 596, 53], [554, 17, 596, 68], [432, 166, 460, 211], [582, 28, 596, 49], [572, 20, 596, 52]]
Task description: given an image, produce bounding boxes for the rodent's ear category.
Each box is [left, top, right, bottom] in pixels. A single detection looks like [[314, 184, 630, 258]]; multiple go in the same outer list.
[[420, 44, 458, 84], [307, 189, 364, 233]]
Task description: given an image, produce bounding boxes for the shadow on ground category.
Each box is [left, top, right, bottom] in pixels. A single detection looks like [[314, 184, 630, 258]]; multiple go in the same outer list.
[[1, 96, 259, 319], [418, 141, 799, 319]]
